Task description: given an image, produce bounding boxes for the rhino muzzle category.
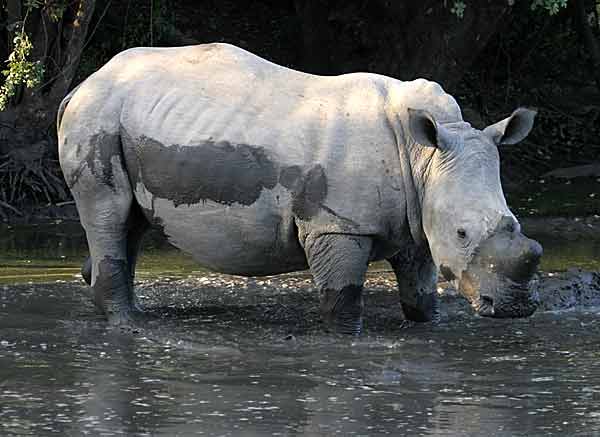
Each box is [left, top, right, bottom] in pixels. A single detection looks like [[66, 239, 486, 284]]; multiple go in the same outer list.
[[459, 218, 543, 318]]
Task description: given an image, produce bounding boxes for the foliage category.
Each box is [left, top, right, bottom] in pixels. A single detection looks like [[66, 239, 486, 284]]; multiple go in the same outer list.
[[0, 22, 44, 111], [450, 1, 466, 18], [530, 0, 569, 15], [23, 0, 43, 8], [0, 0, 72, 112], [44, 0, 68, 22], [448, 0, 570, 18]]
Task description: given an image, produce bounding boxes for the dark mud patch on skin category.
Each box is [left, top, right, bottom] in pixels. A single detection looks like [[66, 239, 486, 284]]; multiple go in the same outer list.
[[279, 164, 327, 220], [319, 284, 364, 334], [124, 135, 279, 207], [66, 132, 122, 189], [122, 132, 330, 221], [93, 256, 134, 315]]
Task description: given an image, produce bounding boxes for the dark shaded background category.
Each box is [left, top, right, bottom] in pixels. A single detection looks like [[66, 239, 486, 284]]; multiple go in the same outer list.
[[1, 0, 599, 217]]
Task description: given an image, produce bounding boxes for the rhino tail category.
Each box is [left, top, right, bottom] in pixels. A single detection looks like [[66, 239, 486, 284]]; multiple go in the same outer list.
[[56, 83, 83, 134]]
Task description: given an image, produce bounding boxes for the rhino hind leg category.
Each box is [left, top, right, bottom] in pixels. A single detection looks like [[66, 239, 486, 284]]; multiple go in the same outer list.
[[62, 131, 142, 325], [85, 204, 150, 324], [304, 233, 373, 335], [80, 202, 149, 311], [388, 249, 440, 323]]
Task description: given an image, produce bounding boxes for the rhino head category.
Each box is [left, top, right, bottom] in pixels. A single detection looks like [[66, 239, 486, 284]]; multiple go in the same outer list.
[[408, 107, 542, 318]]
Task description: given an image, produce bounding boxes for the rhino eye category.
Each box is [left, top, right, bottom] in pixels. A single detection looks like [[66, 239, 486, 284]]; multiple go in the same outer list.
[[457, 228, 467, 239]]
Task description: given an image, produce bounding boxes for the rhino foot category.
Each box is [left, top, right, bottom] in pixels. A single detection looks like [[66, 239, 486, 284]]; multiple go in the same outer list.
[[304, 233, 372, 335], [401, 294, 441, 323], [322, 310, 363, 336], [320, 285, 364, 336], [107, 306, 147, 331], [91, 256, 144, 326]]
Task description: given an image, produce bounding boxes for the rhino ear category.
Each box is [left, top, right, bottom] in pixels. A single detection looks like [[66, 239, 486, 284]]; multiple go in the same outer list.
[[483, 107, 537, 146], [407, 108, 441, 148], [407, 108, 455, 151]]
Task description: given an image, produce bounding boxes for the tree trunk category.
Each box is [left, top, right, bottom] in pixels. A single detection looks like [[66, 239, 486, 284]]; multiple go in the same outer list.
[[46, 0, 97, 107], [0, 0, 97, 155]]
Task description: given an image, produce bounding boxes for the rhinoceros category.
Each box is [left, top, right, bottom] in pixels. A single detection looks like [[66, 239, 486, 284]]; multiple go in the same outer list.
[[58, 43, 542, 334]]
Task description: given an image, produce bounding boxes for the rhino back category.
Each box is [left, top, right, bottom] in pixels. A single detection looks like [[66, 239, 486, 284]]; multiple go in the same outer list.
[[111, 44, 408, 235]]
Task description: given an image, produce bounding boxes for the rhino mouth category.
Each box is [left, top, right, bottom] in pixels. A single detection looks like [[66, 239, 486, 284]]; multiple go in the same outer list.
[[455, 223, 542, 319], [459, 269, 539, 318], [472, 287, 539, 318]]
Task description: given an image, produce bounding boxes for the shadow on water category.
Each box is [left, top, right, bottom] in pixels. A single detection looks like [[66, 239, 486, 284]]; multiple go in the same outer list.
[[1, 222, 600, 435]]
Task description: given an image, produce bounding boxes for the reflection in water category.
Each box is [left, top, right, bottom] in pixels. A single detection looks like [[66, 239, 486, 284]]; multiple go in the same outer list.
[[1, 281, 600, 435], [1, 222, 600, 284]]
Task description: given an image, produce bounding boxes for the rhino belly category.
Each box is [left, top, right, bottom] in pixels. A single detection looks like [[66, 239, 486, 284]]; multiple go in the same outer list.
[[133, 181, 308, 276]]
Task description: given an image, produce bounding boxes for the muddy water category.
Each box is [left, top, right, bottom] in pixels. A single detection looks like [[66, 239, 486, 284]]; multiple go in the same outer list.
[[1, 223, 600, 436], [2, 280, 600, 436]]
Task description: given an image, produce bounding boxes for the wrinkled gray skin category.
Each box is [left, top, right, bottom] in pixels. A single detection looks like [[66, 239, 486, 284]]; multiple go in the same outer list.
[[58, 43, 542, 334]]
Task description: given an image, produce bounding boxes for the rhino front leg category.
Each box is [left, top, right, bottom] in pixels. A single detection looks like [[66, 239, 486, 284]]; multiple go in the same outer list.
[[303, 233, 373, 335], [388, 248, 440, 323]]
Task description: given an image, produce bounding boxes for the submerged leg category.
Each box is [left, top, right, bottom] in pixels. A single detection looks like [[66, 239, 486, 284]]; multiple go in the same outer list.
[[303, 233, 373, 335], [388, 247, 440, 323], [81, 202, 149, 292]]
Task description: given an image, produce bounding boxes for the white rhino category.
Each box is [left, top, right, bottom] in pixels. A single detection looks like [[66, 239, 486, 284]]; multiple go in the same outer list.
[[58, 43, 541, 334]]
